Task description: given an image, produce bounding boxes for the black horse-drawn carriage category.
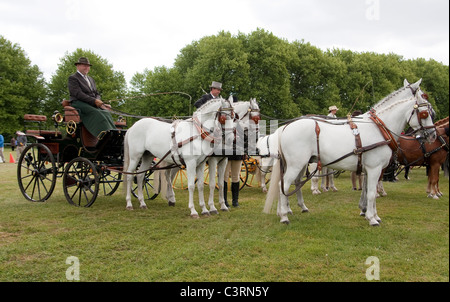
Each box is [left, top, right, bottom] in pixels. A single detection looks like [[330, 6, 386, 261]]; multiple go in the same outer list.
[[17, 101, 156, 207]]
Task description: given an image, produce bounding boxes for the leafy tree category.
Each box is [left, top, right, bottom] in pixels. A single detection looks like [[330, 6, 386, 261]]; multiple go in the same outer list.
[[291, 41, 345, 116], [238, 29, 300, 118], [0, 35, 47, 138], [127, 66, 188, 119]]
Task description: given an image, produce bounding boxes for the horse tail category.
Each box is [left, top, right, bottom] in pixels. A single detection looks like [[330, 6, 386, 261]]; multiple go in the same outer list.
[[263, 158, 280, 214], [122, 132, 130, 195], [264, 128, 284, 214]]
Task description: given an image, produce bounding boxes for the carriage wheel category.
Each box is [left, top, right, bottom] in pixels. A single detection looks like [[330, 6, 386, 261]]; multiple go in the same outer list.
[[17, 143, 57, 202], [63, 157, 99, 207], [239, 160, 248, 190], [132, 170, 158, 200], [98, 167, 122, 196]]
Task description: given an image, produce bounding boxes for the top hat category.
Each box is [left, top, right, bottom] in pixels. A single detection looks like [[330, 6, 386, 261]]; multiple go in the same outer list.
[[74, 57, 92, 66], [210, 81, 222, 90], [328, 105, 339, 112]]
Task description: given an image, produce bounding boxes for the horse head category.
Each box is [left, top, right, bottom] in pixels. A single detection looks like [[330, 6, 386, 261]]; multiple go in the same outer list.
[[404, 79, 436, 143]]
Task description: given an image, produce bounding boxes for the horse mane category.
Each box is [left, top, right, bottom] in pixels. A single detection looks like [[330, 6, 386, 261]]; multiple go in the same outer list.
[[196, 97, 226, 112], [371, 86, 409, 111], [435, 116, 449, 127]]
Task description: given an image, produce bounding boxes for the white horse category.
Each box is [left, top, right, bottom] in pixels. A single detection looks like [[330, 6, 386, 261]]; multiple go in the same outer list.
[[256, 129, 279, 193], [257, 129, 321, 196], [123, 98, 235, 218], [264, 79, 436, 226], [206, 98, 260, 212]]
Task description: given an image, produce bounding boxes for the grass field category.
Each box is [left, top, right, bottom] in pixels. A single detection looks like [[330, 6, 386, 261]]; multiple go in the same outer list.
[[0, 148, 448, 282]]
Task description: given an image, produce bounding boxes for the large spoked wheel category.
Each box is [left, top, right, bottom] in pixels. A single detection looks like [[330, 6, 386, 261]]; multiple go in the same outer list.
[[17, 143, 57, 202], [98, 166, 122, 196], [63, 157, 99, 207], [239, 160, 248, 190], [132, 170, 158, 200]]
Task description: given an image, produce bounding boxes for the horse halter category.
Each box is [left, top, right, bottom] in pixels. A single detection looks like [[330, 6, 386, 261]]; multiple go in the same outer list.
[[217, 106, 234, 125], [240, 107, 261, 124], [408, 93, 434, 130]]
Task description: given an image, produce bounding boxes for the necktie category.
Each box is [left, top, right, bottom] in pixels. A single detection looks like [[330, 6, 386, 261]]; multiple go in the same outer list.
[[84, 75, 92, 90]]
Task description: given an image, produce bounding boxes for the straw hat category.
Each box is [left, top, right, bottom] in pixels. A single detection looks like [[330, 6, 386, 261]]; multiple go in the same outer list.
[[328, 105, 339, 112]]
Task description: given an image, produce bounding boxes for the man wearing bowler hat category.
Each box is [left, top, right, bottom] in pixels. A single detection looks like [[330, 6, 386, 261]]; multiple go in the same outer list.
[[194, 81, 223, 109], [68, 57, 116, 138]]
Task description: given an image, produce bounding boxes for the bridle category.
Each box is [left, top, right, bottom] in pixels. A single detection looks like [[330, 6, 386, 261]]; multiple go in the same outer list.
[[406, 92, 436, 138]]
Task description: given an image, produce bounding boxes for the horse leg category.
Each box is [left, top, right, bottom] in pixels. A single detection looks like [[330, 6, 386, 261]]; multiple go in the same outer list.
[[364, 169, 382, 226], [428, 164, 440, 199], [320, 168, 328, 192], [196, 161, 209, 216], [296, 167, 309, 213], [359, 174, 368, 217], [217, 158, 229, 212], [376, 180, 387, 197], [279, 165, 302, 224], [309, 163, 321, 195], [125, 157, 142, 210], [260, 166, 268, 193], [135, 154, 154, 209], [207, 158, 219, 214], [165, 168, 177, 206], [186, 162, 200, 218], [328, 169, 338, 192]]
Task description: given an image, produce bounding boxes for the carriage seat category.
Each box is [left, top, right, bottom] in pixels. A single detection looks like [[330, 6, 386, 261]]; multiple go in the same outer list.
[[61, 100, 81, 123], [61, 100, 126, 127]]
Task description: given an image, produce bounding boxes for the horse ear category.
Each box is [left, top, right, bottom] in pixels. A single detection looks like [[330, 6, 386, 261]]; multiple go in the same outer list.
[[411, 78, 423, 91], [228, 95, 233, 102], [403, 79, 410, 87]]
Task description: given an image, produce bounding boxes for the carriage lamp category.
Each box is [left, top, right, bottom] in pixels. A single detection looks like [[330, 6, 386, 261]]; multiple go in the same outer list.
[[52, 110, 64, 125]]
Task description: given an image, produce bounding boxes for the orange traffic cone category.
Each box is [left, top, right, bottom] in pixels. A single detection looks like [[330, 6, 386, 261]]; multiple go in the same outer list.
[[9, 153, 16, 163]]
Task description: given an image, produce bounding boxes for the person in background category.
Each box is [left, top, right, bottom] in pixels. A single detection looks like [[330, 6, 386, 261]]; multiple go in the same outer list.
[[320, 105, 339, 192], [0, 134, 5, 163], [224, 95, 243, 208], [68, 57, 116, 138], [16, 131, 27, 161], [194, 81, 222, 109], [10, 136, 16, 152]]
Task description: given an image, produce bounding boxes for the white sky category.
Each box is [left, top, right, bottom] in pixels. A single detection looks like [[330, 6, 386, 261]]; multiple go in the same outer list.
[[1, 0, 448, 83]]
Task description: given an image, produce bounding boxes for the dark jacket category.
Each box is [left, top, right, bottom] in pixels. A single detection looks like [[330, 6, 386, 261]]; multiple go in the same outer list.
[[194, 93, 214, 109], [68, 72, 101, 107]]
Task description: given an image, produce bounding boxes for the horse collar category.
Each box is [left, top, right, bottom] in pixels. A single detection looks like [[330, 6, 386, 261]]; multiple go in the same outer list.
[[369, 109, 399, 152]]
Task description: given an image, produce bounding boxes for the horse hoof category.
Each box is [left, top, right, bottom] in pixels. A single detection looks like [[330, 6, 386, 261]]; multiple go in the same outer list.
[[359, 212, 365, 217], [190, 214, 200, 219], [221, 207, 229, 212], [210, 210, 219, 215], [168, 201, 175, 207], [140, 205, 148, 210], [370, 222, 380, 227], [280, 217, 290, 225], [302, 209, 309, 213], [202, 211, 210, 216], [126, 206, 134, 211]]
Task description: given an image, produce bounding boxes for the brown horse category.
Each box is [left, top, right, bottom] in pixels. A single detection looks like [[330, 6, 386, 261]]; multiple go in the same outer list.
[[397, 120, 449, 199]]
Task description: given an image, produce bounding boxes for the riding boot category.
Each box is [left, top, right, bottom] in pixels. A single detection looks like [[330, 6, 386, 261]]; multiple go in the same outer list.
[[231, 182, 240, 207], [224, 182, 230, 208]]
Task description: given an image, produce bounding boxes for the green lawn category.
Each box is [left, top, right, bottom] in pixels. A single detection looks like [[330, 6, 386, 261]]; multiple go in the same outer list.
[[0, 149, 448, 282]]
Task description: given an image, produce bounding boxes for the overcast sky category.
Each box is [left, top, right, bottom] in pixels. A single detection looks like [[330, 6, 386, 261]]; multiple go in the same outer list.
[[1, 0, 448, 83]]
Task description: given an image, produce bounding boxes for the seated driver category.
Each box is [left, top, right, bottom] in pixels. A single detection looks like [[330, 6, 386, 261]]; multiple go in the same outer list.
[[68, 57, 116, 138]]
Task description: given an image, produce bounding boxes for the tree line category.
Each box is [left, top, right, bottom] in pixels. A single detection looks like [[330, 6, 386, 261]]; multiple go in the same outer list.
[[1, 29, 448, 140]]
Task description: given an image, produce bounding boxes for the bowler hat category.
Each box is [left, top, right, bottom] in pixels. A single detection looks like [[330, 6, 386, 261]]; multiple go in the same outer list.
[[74, 57, 92, 66], [210, 81, 222, 90]]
